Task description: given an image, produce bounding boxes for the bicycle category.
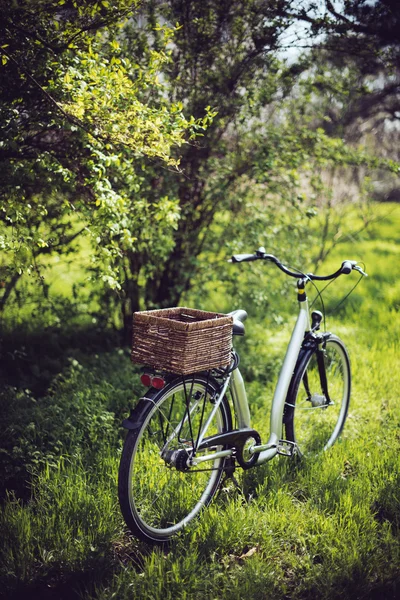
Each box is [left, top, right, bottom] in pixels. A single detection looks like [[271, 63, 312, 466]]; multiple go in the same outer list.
[[118, 247, 367, 544]]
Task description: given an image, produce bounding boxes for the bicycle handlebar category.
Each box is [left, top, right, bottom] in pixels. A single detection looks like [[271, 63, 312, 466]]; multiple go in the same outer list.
[[230, 247, 368, 281]]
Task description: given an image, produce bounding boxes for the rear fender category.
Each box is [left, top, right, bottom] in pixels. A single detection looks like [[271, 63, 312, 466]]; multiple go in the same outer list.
[[122, 373, 222, 429], [122, 392, 158, 430]]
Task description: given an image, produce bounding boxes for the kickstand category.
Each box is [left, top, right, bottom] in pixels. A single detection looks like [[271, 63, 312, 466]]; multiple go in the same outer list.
[[218, 457, 242, 493]]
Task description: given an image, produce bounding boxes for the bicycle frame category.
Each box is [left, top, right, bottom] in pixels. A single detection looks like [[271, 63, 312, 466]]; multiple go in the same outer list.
[[231, 298, 310, 464], [190, 296, 311, 467]]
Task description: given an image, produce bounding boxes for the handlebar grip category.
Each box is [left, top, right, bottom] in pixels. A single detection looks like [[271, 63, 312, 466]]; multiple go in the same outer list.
[[231, 253, 258, 263], [341, 260, 355, 275]]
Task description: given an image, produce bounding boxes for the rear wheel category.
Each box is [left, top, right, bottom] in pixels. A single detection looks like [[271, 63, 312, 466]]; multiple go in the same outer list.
[[285, 335, 351, 456], [118, 375, 232, 544]]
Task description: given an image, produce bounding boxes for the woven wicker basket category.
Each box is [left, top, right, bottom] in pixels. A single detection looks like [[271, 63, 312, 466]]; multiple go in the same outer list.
[[131, 307, 233, 375]]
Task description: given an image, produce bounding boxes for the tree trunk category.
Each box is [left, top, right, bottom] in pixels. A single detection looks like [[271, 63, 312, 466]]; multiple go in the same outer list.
[[0, 272, 22, 314]]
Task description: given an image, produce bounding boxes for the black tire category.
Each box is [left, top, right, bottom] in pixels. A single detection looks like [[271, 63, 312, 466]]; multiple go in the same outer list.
[[285, 335, 351, 456], [118, 375, 232, 544]]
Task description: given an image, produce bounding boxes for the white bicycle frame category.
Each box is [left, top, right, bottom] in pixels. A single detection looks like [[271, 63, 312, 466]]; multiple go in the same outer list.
[[191, 297, 311, 467]]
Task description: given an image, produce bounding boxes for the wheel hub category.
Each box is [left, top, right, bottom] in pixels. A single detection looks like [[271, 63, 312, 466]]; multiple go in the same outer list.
[[310, 393, 328, 408], [162, 448, 190, 471]]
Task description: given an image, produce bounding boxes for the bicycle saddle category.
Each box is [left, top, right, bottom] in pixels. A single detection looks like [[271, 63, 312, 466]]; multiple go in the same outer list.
[[227, 309, 247, 336]]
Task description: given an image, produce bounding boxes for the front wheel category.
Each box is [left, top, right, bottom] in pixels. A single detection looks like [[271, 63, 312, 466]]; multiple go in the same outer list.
[[118, 375, 232, 544], [285, 335, 351, 456]]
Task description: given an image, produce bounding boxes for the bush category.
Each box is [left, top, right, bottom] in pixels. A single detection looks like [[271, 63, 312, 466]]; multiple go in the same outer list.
[[0, 347, 141, 498]]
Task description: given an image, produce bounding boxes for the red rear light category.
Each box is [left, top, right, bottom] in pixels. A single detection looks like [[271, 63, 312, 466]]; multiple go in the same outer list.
[[140, 373, 165, 389], [151, 376, 165, 390], [140, 373, 152, 387]]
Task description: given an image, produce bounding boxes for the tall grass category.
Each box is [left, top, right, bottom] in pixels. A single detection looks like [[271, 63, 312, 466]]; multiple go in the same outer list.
[[0, 204, 399, 599]]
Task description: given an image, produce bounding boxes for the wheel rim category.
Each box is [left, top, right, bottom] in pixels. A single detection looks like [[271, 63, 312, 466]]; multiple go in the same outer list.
[[127, 380, 228, 538], [292, 340, 350, 455]]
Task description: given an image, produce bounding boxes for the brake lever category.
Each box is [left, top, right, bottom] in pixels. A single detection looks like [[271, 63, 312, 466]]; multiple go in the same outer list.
[[353, 265, 368, 277]]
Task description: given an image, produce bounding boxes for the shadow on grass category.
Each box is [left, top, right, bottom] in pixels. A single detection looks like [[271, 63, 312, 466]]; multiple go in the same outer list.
[[4, 558, 114, 600], [372, 473, 400, 533], [0, 325, 122, 397], [2, 536, 157, 600], [303, 571, 400, 600]]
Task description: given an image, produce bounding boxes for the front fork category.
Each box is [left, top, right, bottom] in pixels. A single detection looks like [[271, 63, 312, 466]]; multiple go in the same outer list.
[[304, 333, 333, 406]]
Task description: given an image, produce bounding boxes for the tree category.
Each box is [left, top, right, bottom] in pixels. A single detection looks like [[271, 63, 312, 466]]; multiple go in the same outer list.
[[110, 0, 395, 328], [284, 1, 400, 216], [112, 0, 314, 316]]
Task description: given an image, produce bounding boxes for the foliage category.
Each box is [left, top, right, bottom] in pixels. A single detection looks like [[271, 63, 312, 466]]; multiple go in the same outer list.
[[284, 1, 400, 151], [0, 0, 213, 318], [0, 347, 139, 499]]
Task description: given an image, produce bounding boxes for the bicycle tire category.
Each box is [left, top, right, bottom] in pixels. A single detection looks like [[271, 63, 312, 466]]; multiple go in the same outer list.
[[118, 374, 232, 544], [285, 335, 351, 456]]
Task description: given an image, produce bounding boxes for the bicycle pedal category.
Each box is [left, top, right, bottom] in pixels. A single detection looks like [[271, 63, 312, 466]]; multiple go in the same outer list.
[[277, 439, 297, 457]]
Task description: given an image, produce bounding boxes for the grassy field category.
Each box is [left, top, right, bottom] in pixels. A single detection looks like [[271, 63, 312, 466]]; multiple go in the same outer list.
[[0, 204, 399, 600]]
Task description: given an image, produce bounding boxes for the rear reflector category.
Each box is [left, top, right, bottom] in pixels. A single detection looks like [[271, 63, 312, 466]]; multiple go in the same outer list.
[[151, 376, 165, 390], [140, 373, 165, 389], [140, 373, 152, 387]]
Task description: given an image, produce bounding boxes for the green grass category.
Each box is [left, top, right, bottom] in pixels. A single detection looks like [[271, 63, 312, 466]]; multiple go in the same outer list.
[[0, 203, 399, 599]]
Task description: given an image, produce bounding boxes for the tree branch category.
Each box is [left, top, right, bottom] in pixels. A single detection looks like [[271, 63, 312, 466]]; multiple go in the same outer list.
[[0, 271, 22, 313], [1, 49, 110, 147]]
